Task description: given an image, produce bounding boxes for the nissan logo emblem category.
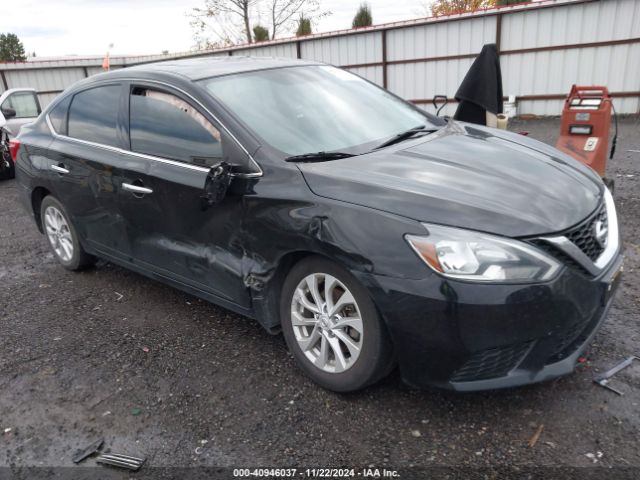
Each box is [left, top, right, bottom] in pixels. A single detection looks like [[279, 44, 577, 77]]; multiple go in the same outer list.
[[594, 220, 608, 248]]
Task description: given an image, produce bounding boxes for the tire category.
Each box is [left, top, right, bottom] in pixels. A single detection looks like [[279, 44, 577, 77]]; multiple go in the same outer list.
[[6, 160, 15, 179], [280, 256, 394, 392], [40, 196, 96, 271], [0, 154, 13, 180]]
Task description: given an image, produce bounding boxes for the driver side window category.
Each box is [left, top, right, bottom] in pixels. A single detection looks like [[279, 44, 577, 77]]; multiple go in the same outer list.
[[129, 87, 223, 168], [1, 91, 40, 118]]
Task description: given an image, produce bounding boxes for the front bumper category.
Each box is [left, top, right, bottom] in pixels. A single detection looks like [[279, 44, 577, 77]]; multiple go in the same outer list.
[[360, 252, 623, 391]]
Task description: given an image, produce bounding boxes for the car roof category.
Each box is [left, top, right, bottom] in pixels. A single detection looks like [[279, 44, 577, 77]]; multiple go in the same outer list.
[[120, 56, 322, 81]]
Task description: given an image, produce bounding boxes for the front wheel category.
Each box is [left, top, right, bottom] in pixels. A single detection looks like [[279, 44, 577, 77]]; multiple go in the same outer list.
[[280, 256, 393, 392], [40, 196, 96, 271], [0, 151, 14, 180]]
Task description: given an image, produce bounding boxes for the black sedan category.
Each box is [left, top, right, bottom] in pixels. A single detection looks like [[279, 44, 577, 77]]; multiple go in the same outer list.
[[14, 57, 623, 392]]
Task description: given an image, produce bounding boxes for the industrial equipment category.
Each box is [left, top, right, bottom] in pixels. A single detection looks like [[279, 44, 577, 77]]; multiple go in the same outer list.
[[556, 85, 617, 189]]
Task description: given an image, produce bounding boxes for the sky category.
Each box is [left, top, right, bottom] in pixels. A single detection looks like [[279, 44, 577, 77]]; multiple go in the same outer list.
[[1, 0, 429, 58]]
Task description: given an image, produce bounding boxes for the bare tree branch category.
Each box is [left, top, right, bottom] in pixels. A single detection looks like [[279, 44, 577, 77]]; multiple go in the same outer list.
[[189, 0, 329, 48], [189, 0, 259, 46]]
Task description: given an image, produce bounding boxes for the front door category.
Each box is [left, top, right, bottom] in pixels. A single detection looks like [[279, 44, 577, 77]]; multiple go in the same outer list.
[[117, 83, 256, 309]]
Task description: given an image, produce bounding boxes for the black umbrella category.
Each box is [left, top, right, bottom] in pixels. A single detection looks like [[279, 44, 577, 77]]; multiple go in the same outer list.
[[454, 44, 503, 125]]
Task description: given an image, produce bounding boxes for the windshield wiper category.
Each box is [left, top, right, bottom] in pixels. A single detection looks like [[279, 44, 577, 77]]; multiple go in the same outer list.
[[285, 151, 355, 163], [374, 125, 439, 150]]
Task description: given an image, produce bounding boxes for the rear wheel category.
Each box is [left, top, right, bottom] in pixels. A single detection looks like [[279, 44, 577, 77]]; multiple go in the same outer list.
[[281, 256, 393, 392], [40, 196, 96, 271]]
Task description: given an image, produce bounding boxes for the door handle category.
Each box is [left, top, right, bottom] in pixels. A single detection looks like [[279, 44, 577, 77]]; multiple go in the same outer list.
[[122, 182, 153, 195], [50, 163, 69, 174]]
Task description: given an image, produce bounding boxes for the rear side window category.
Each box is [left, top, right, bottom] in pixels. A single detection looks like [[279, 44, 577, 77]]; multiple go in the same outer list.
[[68, 85, 120, 147], [129, 87, 222, 167], [48, 95, 71, 135]]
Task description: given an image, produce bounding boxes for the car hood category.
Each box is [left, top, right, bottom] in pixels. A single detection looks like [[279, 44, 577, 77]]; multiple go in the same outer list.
[[297, 121, 603, 237]]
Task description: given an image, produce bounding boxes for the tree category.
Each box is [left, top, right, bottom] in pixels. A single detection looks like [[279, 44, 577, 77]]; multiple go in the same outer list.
[[253, 25, 270, 41], [352, 3, 372, 28], [431, 0, 494, 16], [296, 13, 312, 36], [190, 0, 257, 45], [0, 33, 27, 62], [267, 0, 324, 40], [190, 0, 327, 47]]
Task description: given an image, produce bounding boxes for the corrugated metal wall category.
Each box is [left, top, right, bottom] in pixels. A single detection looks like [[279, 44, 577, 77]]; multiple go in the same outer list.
[[500, 0, 640, 115], [1, 0, 638, 116]]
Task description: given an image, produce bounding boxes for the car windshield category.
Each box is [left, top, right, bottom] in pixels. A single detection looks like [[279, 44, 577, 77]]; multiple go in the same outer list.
[[199, 65, 438, 156]]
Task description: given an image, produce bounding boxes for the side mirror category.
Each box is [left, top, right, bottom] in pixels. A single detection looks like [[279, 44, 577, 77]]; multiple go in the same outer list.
[[0, 111, 5, 129], [1, 107, 17, 120], [201, 161, 233, 209]]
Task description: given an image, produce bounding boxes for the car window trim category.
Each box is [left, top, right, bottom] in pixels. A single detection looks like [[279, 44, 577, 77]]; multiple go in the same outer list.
[[46, 114, 210, 173], [45, 78, 262, 178]]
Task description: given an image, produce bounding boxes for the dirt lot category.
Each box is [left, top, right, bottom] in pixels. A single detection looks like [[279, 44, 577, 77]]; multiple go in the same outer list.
[[1, 118, 639, 478]]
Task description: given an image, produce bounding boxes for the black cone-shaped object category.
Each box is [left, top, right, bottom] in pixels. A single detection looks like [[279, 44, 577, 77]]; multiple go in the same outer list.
[[454, 44, 503, 125]]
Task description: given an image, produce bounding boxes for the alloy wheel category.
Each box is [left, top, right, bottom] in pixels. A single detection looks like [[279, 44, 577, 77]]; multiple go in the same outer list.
[[44, 206, 74, 262], [290, 273, 364, 373]]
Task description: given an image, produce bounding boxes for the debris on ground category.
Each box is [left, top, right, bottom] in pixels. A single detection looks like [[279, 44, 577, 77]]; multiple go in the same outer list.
[[96, 452, 145, 471], [3, 428, 11, 434], [131, 407, 142, 416], [142, 346, 150, 353], [528, 424, 544, 448], [411, 430, 421, 438], [593, 356, 638, 395], [585, 451, 604, 463], [72, 438, 104, 464]]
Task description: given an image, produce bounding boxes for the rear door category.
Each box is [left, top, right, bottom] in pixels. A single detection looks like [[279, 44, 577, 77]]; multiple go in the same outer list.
[[46, 83, 132, 260], [118, 82, 257, 308]]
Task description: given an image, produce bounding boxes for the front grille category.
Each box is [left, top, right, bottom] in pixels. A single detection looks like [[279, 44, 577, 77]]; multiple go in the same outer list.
[[451, 341, 534, 382], [531, 240, 590, 276], [565, 202, 608, 261], [529, 201, 609, 276]]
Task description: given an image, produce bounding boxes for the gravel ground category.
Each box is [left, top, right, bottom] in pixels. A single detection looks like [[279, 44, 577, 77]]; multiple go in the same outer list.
[[1, 118, 639, 477]]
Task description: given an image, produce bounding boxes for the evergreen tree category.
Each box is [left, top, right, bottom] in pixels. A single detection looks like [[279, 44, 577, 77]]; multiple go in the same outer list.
[[352, 3, 372, 28], [296, 14, 312, 36], [253, 25, 270, 42], [0, 33, 27, 62]]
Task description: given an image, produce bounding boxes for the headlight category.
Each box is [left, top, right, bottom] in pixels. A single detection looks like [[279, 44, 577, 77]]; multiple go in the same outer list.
[[405, 224, 561, 283]]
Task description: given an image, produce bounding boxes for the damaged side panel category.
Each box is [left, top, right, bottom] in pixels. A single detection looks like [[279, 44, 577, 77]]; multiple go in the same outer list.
[[234, 159, 430, 331]]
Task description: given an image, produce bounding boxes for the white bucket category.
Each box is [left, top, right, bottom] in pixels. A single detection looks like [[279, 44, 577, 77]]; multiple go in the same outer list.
[[503, 95, 517, 118]]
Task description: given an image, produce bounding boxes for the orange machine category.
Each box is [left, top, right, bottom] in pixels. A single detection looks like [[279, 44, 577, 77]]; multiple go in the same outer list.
[[556, 85, 617, 181]]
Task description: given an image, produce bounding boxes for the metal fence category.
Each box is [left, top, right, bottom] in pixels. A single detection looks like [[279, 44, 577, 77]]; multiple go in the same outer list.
[[1, 0, 639, 116]]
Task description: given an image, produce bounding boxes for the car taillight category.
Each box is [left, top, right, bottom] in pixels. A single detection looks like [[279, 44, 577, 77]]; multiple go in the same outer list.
[[9, 138, 20, 162]]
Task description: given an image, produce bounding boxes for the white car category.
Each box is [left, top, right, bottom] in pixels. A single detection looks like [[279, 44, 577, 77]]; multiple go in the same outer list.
[[0, 88, 42, 138]]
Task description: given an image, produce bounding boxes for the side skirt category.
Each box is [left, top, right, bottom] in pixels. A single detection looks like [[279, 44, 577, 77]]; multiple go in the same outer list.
[[90, 248, 256, 320]]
